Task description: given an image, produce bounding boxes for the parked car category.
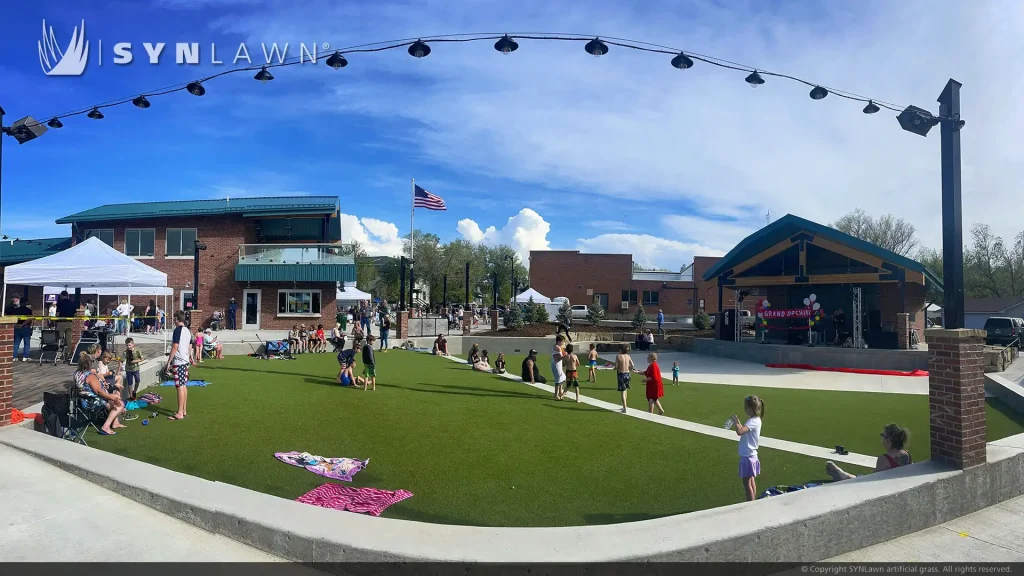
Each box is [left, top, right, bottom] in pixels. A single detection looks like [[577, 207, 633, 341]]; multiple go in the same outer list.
[[707, 310, 754, 328], [982, 317, 1023, 348], [571, 304, 589, 319]]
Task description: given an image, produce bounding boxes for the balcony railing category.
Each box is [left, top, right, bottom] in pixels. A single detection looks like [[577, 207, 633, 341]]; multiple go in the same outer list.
[[238, 243, 355, 265]]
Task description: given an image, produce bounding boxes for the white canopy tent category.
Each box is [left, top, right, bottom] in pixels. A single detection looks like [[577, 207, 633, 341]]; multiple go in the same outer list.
[[336, 282, 372, 303], [43, 286, 174, 297], [3, 236, 170, 352], [514, 288, 551, 304]]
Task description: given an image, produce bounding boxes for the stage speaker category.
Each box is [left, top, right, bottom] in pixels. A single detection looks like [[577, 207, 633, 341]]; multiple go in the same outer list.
[[869, 310, 882, 332]]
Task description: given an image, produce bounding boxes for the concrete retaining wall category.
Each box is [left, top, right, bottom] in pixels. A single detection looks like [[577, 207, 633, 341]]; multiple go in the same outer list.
[[985, 373, 1024, 414], [2, 424, 1023, 562], [692, 338, 928, 371]]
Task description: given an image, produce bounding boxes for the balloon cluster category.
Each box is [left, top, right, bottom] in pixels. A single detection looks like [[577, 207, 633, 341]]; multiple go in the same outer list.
[[804, 294, 823, 326], [758, 299, 770, 327]]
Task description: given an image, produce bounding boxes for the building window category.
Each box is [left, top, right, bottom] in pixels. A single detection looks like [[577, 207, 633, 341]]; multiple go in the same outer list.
[[278, 290, 322, 315], [621, 290, 638, 304], [166, 228, 197, 257], [84, 229, 114, 247], [125, 229, 155, 257], [699, 299, 706, 310], [642, 290, 659, 305]]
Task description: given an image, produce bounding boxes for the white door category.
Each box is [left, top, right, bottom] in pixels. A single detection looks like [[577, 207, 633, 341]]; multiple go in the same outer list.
[[243, 289, 261, 329]]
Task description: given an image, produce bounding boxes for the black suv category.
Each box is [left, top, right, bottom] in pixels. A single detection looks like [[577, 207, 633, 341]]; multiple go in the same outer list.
[[982, 317, 1023, 348]]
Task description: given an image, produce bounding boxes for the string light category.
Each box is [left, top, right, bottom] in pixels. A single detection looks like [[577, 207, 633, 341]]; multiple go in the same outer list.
[[408, 40, 430, 58], [584, 38, 608, 57], [7, 32, 913, 133], [254, 66, 274, 82]]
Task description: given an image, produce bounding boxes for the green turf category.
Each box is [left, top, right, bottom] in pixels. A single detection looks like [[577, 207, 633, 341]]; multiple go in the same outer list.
[[487, 353, 1024, 459], [88, 351, 866, 527]]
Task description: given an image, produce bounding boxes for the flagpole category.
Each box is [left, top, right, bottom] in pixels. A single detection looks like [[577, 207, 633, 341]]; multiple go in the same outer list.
[[410, 178, 415, 263]]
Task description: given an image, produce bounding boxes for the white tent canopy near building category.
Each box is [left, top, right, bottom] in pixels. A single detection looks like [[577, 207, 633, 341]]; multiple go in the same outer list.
[[336, 282, 373, 303], [514, 288, 551, 304]]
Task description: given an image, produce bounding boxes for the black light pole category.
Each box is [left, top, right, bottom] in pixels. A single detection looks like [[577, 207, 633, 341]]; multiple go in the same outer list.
[[399, 256, 407, 312], [408, 260, 415, 310], [193, 241, 207, 310], [0, 111, 48, 239], [492, 272, 498, 310], [464, 262, 470, 312], [504, 254, 515, 303], [0, 105, 5, 237], [442, 274, 448, 309], [897, 79, 966, 329]]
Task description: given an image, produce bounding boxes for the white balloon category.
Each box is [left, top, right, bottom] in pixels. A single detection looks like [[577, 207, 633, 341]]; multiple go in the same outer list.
[[803, 298, 810, 306], [810, 294, 817, 301], [813, 303, 821, 311], [762, 300, 770, 308]]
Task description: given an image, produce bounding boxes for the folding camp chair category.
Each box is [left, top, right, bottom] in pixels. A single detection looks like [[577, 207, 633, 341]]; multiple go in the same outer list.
[[38, 329, 63, 366], [64, 384, 107, 446], [68, 330, 101, 364]]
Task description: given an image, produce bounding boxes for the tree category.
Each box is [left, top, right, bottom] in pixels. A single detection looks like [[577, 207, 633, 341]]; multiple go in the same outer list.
[[504, 302, 524, 330], [832, 209, 918, 256], [693, 308, 711, 331], [586, 302, 606, 324], [631, 304, 648, 332], [351, 241, 378, 294], [527, 296, 549, 323], [965, 223, 1006, 298], [556, 300, 572, 326]]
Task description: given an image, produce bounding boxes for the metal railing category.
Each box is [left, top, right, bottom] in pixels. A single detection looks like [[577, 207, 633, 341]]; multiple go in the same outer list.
[[238, 243, 355, 265]]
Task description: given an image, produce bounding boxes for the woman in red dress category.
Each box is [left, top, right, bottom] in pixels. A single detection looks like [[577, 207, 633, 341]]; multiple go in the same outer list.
[[644, 352, 666, 415]]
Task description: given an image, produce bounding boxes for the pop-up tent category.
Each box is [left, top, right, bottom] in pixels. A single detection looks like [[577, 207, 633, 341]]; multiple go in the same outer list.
[[336, 282, 372, 303], [514, 288, 551, 304], [3, 237, 167, 290], [43, 286, 174, 296]]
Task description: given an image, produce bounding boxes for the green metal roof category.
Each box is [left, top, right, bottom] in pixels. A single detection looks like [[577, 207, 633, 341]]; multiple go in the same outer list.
[[0, 237, 72, 265], [56, 196, 340, 224], [702, 214, 944, 291], [235, 263, 355, 283]]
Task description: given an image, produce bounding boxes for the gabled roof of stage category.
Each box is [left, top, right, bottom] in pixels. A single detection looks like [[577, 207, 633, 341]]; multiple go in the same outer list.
[[702, 214, 943, 290]]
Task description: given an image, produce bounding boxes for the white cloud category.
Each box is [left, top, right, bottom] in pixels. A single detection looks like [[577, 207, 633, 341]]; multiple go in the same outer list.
[[575, 233, 724, 271], [586, 220, 633, 232], [457, 208, 551, 261], [661, 214, 761, 253], [340, 214, 404, 256]]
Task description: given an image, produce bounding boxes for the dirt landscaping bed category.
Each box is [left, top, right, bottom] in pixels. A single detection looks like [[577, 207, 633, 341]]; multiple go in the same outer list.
[[496, 323, 693, 338]]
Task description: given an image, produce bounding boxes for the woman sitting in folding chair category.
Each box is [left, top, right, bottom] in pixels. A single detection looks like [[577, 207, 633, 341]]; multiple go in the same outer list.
[[74, 352, 125, 435]]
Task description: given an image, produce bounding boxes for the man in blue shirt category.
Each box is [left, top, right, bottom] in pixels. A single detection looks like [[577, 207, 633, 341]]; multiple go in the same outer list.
[[657, 309, 665, 335], [227, 297, 238, 330]]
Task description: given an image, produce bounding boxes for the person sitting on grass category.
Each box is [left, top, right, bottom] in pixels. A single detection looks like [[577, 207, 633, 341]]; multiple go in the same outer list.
[[203, 328, 224, 359], [433, 334, 448, 356], [361, 335, 377, 391], [521, 349, 547, 384], [472, 349, 491, 372], [74, 352, 125, 435], [493, 353, 506, 374], [826, 423, 912, 482], [337, 354, 365, 388], [468, 343, 481, 365]]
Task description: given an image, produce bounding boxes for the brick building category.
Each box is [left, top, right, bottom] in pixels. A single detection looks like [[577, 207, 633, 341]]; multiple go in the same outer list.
[[528, 251, 750, 319], [0, 237, 72, 310], [53, 197, 354, 330]]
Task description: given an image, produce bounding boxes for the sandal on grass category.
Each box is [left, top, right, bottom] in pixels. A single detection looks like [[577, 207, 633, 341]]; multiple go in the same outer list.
[[124, 413, 139, 421]]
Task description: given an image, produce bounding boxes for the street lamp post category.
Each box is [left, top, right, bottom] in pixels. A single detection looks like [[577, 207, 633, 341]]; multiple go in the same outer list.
[[504, 254, 515, 304]]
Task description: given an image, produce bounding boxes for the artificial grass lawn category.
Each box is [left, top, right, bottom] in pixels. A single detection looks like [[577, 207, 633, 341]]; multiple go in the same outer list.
[[487, 354, 1024, 459], [88, 351, 865, 527]]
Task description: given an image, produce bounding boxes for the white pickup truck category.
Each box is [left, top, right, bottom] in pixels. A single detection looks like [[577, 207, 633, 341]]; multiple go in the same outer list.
[[709, 310, 754, 328]]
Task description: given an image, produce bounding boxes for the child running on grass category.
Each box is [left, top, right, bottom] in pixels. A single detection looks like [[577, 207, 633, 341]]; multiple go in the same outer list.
[[671, 361, 680, 385], [587, 343, 599, 383], [361, 335, 377, 391], [559, 343, 582, 403], [729, 395, 765, 502], [644, 352, 665, 415], [614, 344, 635, 414]]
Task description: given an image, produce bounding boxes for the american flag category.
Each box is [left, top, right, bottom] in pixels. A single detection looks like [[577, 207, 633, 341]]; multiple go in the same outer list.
[[413, 185, 447, 211]]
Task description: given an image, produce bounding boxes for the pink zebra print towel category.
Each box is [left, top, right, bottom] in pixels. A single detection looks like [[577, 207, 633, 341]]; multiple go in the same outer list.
[[296, 484, 414, 517]]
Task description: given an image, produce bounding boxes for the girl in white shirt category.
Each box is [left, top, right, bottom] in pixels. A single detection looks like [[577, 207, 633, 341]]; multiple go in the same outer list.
[[730, 395, 765, 502]]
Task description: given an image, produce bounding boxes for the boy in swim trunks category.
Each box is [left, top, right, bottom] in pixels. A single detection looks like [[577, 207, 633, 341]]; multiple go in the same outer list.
[[560, 343, 581, 403], [615, 344, 635, 413], [587, 343, 599, 383]]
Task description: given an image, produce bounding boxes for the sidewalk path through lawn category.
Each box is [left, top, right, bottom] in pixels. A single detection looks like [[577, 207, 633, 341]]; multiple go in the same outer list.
[[444, 355, 876, 468]]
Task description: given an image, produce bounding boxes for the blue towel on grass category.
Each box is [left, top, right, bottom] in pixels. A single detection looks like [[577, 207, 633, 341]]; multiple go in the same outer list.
[[159, 380, 210, 387]]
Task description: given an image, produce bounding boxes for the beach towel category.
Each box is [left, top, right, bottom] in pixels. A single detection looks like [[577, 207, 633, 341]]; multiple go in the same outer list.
[[758, 483, 822, 499], [139, 393, 162, 405], [125, 400, 148, 411], [296, 484, 413, 517], [159, 380, 209, 387], [274, 451, 369, 482]]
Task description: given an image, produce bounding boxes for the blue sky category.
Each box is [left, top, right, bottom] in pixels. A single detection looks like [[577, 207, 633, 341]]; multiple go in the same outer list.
[[1, 0, 1021, 268]]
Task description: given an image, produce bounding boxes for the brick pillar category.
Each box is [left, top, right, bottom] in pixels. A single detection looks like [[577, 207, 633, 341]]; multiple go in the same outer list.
[[926, 328, 987, 469], [0, 317, 13, 427], [396, 310, 409, 340], [896, 313, 910, 350], [463, 321, 471, 336], [490, 310, 499, 332], [70, 309, 86, 360]]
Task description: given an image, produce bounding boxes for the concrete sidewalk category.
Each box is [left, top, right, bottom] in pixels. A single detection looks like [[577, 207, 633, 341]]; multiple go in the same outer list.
[[0, 442, 285, 562], [831, 494, 1024, 561], [627, 351, 929, 395]]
